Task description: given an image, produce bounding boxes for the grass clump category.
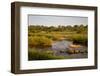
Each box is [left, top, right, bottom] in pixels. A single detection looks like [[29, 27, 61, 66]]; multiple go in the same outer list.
[[28, 36, 52, 48], [28, 48, 65, 60]]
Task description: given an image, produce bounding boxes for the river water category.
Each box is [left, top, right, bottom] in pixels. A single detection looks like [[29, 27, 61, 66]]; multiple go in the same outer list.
[[34, 40, 88, 59], [52, 40, 87, 58]]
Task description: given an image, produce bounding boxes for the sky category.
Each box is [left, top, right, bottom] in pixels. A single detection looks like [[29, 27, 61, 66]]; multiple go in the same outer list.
[[28, 15, 88, 26]]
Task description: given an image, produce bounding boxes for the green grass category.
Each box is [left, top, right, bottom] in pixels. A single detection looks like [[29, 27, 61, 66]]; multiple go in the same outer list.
[[28, 36, 52, 48], [28, 48, 66, 60], [28, 32, 87, 46]]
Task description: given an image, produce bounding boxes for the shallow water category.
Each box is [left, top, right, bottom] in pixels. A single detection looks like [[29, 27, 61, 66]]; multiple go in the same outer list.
[[32, 40, 88, 59], [52, 40, 72, 51]]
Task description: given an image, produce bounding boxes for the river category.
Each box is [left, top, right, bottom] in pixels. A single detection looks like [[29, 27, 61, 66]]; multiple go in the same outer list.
[[32, 40, 88, 59]]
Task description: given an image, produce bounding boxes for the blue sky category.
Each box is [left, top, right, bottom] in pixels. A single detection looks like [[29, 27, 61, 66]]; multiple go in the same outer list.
[[28, 15, 88, 26]]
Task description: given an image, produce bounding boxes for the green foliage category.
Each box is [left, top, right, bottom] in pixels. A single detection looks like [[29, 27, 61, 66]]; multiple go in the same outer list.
[[28, 25, 87, 43], [45, 50, 54, 54], [72, 35, 87, 46], [28, 25, 87, 33], [66, 34, 87, 46], [28, 36, 52, 48], [28, 48, 65, 60]]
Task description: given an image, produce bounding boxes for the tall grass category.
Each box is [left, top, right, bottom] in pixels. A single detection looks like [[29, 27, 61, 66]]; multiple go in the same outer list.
[[28, 36, 52, 48], [28, 48, 65, 60]]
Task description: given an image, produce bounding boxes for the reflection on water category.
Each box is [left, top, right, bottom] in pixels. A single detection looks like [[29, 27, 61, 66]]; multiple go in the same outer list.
[[52, 40, 72, 51], [33, 40, 88, 59]]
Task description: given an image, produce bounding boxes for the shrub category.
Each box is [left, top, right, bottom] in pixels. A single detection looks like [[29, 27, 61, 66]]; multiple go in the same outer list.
[[45, 34, 53, 39], [28, 36, 52, 48], [66, 34, 87, 46], [28, 48, 65, 60], [72, 35, 87, 46]]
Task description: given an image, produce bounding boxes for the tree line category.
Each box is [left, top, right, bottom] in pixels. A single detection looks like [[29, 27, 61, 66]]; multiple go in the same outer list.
[[28, 24, 87, 33]]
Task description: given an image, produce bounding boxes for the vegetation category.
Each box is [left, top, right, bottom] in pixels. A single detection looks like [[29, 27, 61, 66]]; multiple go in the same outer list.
[[28, 36, 52, 48], [28, 48, 65, 60], [28, 24, 88, 60], [67, 34, 87, 46]]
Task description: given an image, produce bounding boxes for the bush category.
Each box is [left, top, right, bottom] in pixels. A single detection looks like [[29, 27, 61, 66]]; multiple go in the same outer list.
[[67, 34, 87, 46], [28, 48, 65, 60], [28, 36, 52, 48], [72, 35, 87, 46]]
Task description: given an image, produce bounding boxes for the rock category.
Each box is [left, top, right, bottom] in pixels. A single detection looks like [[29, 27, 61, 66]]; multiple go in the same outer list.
[[74, 50, 80, 54], [67, 50, 75, 54], [69, 44, 81, 48]]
